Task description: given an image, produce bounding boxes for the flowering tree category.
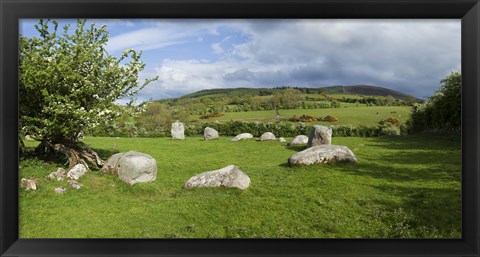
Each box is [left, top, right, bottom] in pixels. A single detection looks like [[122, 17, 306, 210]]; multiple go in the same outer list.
[[19, 19, 158, 168]]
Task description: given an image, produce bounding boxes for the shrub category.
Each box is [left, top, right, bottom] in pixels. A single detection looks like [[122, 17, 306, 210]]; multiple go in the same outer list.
[[200, 112, 225, 119], [289, 115, 300, 122], [407, 71, 461, 133], [289, 114, 315, 122], [323, 115, 339, 122], [317, 115, 339, 122], [379, 124, 401, 136], [378, 117, 401, 127], [330, 125, 380, 137]]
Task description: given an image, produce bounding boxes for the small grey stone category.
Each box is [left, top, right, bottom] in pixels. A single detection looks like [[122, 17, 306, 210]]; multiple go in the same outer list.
[[47, 168, 66, 181], [259, 132, 276, 141], [204, 127, 219, 141], [20, 178, 37, 190], [288, 135, 309, 146], [54, 187, 67, 194], [279, 137, 286, 143], [68, 179, 83, 190], [66, 164, 88, 180]]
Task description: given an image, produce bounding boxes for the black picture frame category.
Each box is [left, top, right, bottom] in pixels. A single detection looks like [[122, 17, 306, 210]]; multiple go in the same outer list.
[[1, 0, 479, 256]]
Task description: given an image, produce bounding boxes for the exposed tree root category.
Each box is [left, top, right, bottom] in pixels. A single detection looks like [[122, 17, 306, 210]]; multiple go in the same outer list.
[[36, 140, 104, 170]]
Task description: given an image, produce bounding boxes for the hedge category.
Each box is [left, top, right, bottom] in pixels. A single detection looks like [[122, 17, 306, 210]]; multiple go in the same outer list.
[[90, 121, 405, 138]]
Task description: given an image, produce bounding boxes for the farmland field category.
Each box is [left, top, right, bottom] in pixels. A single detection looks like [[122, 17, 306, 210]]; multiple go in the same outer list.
[[207, 106, 411, 126], [20, 134, 461, 238]]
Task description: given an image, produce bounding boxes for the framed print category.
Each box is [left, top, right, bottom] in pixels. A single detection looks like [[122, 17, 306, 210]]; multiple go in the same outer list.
[[1, 0, 479, 256]]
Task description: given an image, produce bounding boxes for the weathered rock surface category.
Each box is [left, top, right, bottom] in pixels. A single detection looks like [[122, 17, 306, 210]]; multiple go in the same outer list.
[[259, 132, 276, 141], [66, 164, 88, 180], [279, 137, 286, 143], [54, 187, 66, 194], [20, 178, 37, 190], [231, 133, 254, 142], [288, 135, 309, 146], [100, 151, 157, 185], [204, 127, 219, 141], [47, 168, 66, 181], [68, 179, 83, 190], [184, 165, 250, 190], [288, 145, 357, 166], [171, 121, 185, 140], [307, 125, 332, 147]]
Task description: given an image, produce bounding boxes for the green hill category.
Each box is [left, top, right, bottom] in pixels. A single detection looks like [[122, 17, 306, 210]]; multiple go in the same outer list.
[[179, 85, 416, 100]]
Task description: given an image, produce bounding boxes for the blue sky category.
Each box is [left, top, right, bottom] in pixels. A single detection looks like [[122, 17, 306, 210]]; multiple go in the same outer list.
[[20, 19, 461, 102]]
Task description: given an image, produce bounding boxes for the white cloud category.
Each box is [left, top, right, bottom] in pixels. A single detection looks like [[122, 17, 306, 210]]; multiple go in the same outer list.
[[105, 27, 188, 52], [211, 43, 224, 55], [105, 20, 227, 53]]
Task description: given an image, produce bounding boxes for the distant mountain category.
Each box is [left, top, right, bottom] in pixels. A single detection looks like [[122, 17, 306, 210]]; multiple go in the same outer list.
[[320, 85, 414, 99], [179, 85, 417, 100]]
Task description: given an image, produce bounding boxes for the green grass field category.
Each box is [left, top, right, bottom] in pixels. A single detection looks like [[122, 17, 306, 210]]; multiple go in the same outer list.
[[206, 106, 411, 126], [19, 134, 460, 238]]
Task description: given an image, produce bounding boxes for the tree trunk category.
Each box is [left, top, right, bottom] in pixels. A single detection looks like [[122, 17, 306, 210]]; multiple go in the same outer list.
[[36, 140, 104, 170]]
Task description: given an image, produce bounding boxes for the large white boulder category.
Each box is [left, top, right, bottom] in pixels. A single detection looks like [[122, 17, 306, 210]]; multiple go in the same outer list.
[[184, 165, 250, 190], [288, 135, 309, 146], [259, 132, 276, 141], [307, 125, 332, 147], [204, 127, 219, 141], [100, 151, 157, 185], [231, 133, 254, 142], [288, 145, 357, 166], [171, 121, 185, 140]]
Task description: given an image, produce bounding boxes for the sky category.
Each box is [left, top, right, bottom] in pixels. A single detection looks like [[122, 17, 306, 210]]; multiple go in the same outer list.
[[20, 19, 461, 102]]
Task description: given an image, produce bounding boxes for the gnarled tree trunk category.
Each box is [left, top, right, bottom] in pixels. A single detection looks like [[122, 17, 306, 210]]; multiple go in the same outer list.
[[36, 140, 104, 170]]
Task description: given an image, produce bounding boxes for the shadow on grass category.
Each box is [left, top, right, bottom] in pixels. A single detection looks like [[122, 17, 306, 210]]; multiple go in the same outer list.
[[21, 148, 67, 166], [339, 161, 459, 183], [284, 145, 307, 152], [371, 184, 461, 238], [91, 148, 118, 160], [364, 134, 460, 151], [336, 135, 461, 238]]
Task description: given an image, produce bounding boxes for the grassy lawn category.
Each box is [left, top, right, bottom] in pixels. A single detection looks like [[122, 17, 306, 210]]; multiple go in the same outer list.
[[205, 106, 412, 126], [19, 134, 460, 238]]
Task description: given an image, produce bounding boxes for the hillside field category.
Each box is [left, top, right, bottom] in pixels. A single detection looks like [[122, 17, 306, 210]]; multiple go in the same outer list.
[[20, 134, 461, 238], [207, 106, 411, 126]]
